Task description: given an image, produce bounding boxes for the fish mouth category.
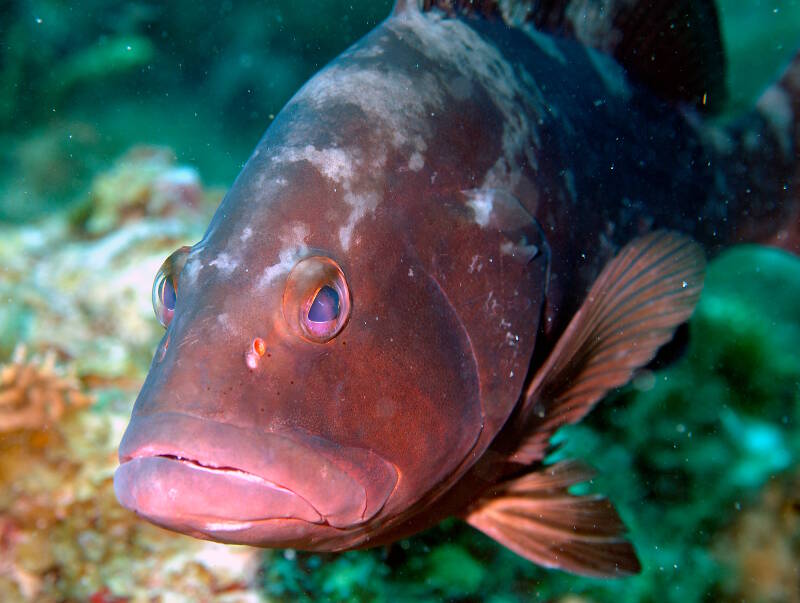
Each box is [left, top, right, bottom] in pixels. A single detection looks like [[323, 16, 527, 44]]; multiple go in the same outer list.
[[114, 412, 398, 537]]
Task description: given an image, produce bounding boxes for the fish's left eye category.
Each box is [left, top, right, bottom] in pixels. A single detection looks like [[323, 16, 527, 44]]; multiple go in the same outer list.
[[152, 246, 191, 328], [283, 256, 351, 343]]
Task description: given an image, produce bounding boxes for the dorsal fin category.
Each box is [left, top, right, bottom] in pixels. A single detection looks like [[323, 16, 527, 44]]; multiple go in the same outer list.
[[394, 0, 727, 112]]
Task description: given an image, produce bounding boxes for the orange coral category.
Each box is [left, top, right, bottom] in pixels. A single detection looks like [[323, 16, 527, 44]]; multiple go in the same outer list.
[[0, 346, 93, 433], [715, 469, 800, 602]]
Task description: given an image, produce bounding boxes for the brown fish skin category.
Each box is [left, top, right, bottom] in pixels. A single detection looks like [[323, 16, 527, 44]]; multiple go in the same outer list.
[[115, 0, 800, 574]]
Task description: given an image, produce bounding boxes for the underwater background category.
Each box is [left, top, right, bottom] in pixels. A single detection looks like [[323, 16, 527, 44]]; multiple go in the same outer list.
[[1, 0, 799, 601]]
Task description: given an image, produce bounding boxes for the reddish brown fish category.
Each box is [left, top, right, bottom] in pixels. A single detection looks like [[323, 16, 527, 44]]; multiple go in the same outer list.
[[114, 0, 800, 576]]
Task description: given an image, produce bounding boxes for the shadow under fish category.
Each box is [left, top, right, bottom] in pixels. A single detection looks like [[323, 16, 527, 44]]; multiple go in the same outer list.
[[113, 0, 800, 577]]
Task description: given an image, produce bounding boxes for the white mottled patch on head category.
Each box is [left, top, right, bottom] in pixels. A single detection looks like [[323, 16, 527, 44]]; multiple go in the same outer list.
[[183, 258, 202, 285], [256, 223, 309, 290], [291, 64, 444, 149], [464, 189, 494, 227], [586, 47, 631, 101], [240, 227, 253, 242], [391, 10, 544, 190], [340, 191, 380, 250], [408, 152, 424, 172], [521, 25, 566, 65], [216, 313, 236, 334], [343, 44, 385, 59], [209, 252, 238, 275], [272, 145, 356, 187], [183, 247, 204, 285], [757, 85, 793, 155]]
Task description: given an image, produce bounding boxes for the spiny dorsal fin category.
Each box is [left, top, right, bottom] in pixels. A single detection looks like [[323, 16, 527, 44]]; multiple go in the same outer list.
[[465, 460, 641, 577], [511, 230, 706, 465], [394, 0, 726, 112]]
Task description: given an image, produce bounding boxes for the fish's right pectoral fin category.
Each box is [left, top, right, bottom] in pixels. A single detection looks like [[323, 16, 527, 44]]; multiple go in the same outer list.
[[464, 460, 641, 577]]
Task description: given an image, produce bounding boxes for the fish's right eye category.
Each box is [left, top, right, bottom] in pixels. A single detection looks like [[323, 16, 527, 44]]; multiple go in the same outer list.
[[152, 246, 191, 328]]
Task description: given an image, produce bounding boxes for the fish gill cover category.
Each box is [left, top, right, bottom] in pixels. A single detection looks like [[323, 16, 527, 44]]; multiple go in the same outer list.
[[0, 1, 799, 602]]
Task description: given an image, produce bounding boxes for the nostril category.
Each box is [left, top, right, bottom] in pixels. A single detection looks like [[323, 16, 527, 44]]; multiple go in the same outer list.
[[245, 337, 267, 370]]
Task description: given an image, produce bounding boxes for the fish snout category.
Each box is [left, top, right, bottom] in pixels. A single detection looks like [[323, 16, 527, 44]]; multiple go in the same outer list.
[[114, 412, 398, 538]]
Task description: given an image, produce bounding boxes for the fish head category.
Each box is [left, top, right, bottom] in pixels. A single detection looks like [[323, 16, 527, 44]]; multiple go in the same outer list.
[[114, 18, 550, 548]]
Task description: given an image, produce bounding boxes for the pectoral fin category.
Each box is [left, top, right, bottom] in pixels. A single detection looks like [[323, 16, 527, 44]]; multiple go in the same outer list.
[[512, 230, 706, 464], [465, 461, 640, 577]]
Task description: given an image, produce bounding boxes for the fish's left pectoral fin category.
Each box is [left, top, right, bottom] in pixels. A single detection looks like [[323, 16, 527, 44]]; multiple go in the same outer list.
[[513, 230, 706, 464], [464, 460, 641, 577]]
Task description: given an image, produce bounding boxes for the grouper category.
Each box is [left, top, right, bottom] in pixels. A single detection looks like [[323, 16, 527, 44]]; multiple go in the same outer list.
[[114, 0, 800, 576]]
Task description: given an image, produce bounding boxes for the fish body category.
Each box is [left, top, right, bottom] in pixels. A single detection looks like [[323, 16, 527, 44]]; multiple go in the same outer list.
[[114, 0, 800, 576]]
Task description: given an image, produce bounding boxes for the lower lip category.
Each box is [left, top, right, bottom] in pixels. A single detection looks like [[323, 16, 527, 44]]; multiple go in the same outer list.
[[113, 456, 323, 525]]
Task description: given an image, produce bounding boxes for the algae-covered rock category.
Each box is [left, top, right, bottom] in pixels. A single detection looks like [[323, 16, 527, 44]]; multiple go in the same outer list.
[[714, 468, 800, 603], [0, 366, 261, 603], [77, 146, 218, 236], [0, 146, 220, 381]]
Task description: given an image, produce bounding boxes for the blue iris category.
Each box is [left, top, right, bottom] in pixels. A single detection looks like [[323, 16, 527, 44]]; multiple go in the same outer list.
[[308, 285, 340, 323]]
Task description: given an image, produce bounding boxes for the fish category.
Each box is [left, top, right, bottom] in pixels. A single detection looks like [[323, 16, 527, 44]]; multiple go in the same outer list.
[[113, 0, 800, 577]]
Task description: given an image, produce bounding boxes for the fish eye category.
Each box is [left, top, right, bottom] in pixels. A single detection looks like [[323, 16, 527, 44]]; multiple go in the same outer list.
[[283, 256, 351, 343], [152, 246, 191, 328]]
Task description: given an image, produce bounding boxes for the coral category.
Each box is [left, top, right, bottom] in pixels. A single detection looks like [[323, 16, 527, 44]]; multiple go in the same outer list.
[[0, 345, 92, 433], [78, 146, 216, 235], [0, 146, 219, 379], [0, 362, 261, 602], [714, 469, 800, 603]]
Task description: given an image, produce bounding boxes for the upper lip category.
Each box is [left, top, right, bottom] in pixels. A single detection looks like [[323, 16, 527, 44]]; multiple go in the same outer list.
[[116, 411, 398, 528]]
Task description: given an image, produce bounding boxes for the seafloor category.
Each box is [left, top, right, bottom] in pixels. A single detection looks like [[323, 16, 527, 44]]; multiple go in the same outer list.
[[1, 1, 799, 602]]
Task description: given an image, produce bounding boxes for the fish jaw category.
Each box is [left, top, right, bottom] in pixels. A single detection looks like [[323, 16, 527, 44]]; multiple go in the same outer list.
[[114, 412, 398, 544]]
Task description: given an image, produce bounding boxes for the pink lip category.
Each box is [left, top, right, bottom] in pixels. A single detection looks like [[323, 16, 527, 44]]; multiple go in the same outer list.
[[114, 412, 397, 530]]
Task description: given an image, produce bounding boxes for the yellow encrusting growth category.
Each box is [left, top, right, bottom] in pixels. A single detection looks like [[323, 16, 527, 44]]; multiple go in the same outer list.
[[0, 345, 93, 434]]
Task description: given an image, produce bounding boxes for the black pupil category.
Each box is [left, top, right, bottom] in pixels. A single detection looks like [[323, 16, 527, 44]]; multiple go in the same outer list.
[[161, 277, 177, 310], [308, 285, 340, 323]]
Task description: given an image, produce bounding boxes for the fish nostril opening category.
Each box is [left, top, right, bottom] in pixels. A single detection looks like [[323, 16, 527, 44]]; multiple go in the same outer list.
[[245, 337, 268, 370]]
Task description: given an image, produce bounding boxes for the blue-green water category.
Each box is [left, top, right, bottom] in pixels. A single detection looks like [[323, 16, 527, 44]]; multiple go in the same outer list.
[[1, 2, 799, 602]]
